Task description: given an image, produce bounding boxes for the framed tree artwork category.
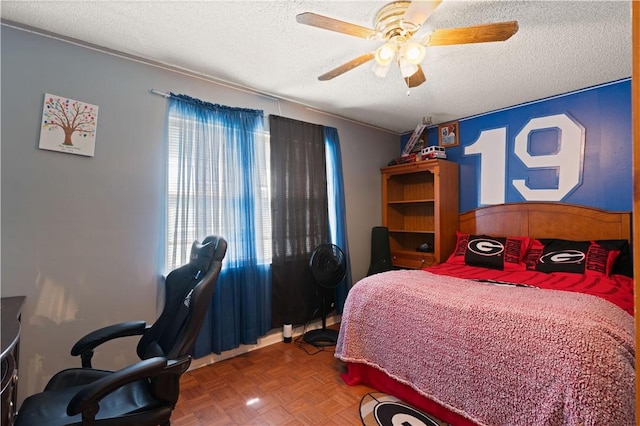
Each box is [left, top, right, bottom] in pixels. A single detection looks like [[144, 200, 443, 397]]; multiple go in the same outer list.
[[438, 121, 459, 148], [39, 93, 99, 157]]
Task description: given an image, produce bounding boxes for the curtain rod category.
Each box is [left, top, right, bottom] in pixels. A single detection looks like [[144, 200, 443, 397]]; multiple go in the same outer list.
[[150, 87, 391, 133], [150, 89, 170, 98], [149, 88, 272, 119]]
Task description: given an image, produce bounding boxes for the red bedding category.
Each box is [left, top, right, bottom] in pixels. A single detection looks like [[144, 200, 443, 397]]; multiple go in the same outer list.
[[426, 262, 635, 316], [336, 268, 635, 425], [342, 362, 476, 426]]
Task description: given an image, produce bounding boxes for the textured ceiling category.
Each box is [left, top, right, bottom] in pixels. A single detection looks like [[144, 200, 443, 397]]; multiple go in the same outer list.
[[0, 1, 632, 133]]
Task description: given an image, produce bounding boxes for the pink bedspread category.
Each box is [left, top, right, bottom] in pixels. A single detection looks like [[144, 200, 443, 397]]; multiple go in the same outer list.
[[335, 270, 636, 425]]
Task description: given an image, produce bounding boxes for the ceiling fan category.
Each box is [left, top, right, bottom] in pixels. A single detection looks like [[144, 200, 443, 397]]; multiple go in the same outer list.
[[296, 1, 518, 88]]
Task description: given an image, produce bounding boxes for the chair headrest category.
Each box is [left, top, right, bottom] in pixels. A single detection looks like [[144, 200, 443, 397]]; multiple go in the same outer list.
[[190, 236, 220, 273]]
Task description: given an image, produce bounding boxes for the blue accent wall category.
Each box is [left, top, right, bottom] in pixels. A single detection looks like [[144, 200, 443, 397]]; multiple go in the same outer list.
[[401, 79, 632, 213]]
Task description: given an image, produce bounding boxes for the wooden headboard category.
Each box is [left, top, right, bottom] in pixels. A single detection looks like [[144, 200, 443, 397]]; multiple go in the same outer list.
[[459, 202, 631, 242]]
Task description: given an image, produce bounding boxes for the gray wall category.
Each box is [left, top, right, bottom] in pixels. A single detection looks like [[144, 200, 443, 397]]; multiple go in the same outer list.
[[1, 25, 398, 404]]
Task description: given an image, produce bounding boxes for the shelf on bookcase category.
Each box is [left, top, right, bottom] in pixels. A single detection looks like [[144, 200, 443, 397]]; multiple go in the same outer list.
[[388, 229, 435, 234], [387, 199, 435, 204]]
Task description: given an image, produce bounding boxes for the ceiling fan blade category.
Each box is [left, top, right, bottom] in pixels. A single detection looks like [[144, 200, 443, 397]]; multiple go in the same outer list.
[[405, 65, 426, 88], [403, 1, 442, 28], [318, 53, 375, 81], [296, 12, 377, 40], [426, 21, 519, 46]]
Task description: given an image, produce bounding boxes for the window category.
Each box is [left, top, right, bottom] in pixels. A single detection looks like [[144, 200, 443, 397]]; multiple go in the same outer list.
[[166, 101, 271, 272], [164, 94, 351, 355]]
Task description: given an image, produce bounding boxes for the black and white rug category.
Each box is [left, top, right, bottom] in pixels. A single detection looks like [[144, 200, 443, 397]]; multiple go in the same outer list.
[[359, 392, 450, 426]]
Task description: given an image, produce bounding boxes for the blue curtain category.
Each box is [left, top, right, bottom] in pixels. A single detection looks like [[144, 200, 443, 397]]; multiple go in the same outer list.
[[323, 126, 352, 313], [166, 94, 271, 356]]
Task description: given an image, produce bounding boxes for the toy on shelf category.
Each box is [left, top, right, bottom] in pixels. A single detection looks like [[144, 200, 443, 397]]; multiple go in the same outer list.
[[401, 117, 431, 157], [388, 117, 446, 166], [420, 146, 447, 160]]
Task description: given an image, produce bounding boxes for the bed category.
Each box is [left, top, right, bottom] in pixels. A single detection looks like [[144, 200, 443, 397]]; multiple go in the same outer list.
[[335, 202, 635, 426]]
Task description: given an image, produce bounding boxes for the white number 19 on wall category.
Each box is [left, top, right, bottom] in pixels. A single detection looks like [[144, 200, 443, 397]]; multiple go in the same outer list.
[[464, 113, 585, 205]]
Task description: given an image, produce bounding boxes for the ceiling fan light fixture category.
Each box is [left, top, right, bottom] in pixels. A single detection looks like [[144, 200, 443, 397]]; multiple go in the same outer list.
[[399, 58, 419, 78], [401, 42, 426, 64], [372, 61, 391, 78], [296, 2, 518, 90], [375, 43, 396, 66]]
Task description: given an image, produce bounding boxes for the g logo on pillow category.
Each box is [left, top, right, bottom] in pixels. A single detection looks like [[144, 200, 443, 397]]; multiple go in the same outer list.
[[539, 250, 585, 264], [468, 238, 505, 256]]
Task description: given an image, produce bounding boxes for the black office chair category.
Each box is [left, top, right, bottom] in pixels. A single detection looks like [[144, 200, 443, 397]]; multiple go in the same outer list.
[[15, 236, 227, 426]]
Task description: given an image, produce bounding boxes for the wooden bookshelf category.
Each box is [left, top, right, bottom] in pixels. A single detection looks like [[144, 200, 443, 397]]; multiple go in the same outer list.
[[381, 159, 459, 269]]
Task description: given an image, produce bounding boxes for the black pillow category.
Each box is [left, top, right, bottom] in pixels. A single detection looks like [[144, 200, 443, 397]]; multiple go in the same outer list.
[[533, 239, 591, 274], [460, 234, 529, 271], [527, 239, 625, 276], [597, 240, 633, 277]]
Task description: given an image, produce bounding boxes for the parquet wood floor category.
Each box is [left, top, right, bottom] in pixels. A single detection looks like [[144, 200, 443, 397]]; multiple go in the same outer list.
[[171, 337, 374, 426]]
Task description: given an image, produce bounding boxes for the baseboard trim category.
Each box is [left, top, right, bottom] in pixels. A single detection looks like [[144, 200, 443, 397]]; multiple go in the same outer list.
[[189, 315, 341, 370]]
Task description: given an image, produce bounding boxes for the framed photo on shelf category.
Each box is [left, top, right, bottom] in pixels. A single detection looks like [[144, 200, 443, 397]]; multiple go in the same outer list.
[[438, 121, 459, 147]]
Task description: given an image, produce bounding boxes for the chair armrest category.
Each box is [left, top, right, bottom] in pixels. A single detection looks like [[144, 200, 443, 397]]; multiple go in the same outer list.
[[66, 356, 167, 419], [71, 321, 147, 368]]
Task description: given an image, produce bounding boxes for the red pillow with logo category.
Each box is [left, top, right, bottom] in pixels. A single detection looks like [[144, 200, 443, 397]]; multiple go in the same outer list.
[[446, 231, 529, 271], [525, 239, 621, 276]]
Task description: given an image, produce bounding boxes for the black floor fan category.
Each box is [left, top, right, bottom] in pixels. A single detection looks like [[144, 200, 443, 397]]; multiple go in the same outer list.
[[303, 243, 347, 347]]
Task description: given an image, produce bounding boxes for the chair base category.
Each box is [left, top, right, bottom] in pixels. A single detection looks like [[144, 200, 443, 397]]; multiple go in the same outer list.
[[303, 328, 338, 347]]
